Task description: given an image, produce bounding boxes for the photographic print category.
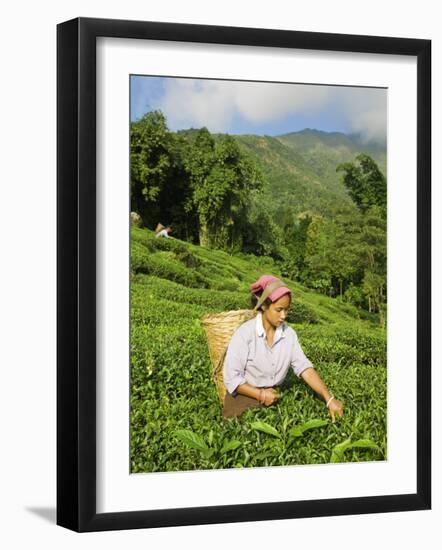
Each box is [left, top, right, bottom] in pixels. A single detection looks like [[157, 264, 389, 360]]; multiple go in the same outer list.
[[129, 75, 387, 473], [57, 17, 430, 531]]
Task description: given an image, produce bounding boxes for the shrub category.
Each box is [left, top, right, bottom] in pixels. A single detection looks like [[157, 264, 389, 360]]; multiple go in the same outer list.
[[287, 300, 319, 324], [131, 243, 208, 288]]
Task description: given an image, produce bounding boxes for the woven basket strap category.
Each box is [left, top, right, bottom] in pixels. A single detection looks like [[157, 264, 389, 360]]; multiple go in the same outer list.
[[213, 347, 228, 382], [253, 280, 286, 311]]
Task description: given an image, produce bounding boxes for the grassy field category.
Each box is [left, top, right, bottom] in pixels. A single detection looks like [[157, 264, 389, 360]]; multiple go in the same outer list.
[[130, 227, 387, 472]]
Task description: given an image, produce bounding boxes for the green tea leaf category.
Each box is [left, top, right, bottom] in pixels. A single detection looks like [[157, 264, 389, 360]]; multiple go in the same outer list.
[[350, 439, 379, 450], [220, 439, 242, 455], [330, 438, 352, 463], [202, 448, 215, 459], [352, 415, 363, 430], [174, 429, 208, 452], [254, 451, 274, 461], [299, 419, 328, 432], [289, 419, 327, 439], [289, 427, 304, 438], [330, 438, 379, 463], [330, 452, 343, 463], [251, 421, 281, 438]]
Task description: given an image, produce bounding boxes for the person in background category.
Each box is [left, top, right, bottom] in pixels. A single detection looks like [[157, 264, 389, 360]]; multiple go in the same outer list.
[[155, 225, 173, 238], [222, 275, 344, 419]]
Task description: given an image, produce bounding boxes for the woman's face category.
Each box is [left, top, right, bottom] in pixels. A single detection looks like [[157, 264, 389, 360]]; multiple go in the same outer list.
[[262, 294, 291, 328]]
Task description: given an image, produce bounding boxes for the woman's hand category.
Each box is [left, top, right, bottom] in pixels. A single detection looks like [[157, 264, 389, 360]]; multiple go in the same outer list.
[[327, 398, 344, 422], [300, 369, 344, 422], [261, 388, 280, 407]]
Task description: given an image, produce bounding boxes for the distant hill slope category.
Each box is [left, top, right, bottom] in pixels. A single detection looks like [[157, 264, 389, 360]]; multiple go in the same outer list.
[[176, 127, 386, 221], [233, 133, 352, 218], [276, 128, 386, 193], [131, 226, 381, 327], [234, 129, 385, 219]]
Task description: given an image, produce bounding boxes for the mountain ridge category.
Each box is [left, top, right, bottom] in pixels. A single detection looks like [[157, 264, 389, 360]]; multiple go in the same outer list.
[[176, 126, 386, 220]]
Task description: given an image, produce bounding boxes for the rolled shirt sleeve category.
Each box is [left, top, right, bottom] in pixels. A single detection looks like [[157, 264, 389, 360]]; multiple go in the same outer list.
[[223, 327, 250, 395], [290, 332, 314, 378]]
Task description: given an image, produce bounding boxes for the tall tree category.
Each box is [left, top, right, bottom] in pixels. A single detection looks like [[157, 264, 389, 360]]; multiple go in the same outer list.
[[183, 128, 216, 246], [337, 153, 386, 216], [130, 111, 174, 227], [359, 206, 387, 322], [243, 199, 287, 259], [185, 131, 263, 248], [282, 212, 312, 279]]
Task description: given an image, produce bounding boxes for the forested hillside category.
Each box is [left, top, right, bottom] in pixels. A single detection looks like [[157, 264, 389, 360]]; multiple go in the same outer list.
[[233, 133, 352, 218], [277, 128, 386, 186], [130, 111, 387, 319]]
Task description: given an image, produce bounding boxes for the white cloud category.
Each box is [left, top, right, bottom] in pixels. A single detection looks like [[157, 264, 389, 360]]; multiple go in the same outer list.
[[159, 79, 236, 132], [158, 79, 331, 132], [232, 81, 329, 122], [155, 77, 386, 140], [330, 87, 387, 142]]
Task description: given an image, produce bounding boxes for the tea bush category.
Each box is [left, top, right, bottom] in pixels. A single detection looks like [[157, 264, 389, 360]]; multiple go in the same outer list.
[[286, 300, 319, 324], [132, 242, 208, 288], [130, 228, 387, 472]]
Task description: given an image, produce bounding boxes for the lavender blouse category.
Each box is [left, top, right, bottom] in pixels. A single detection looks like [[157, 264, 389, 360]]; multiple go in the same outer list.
[[223, 312, 314, 395]]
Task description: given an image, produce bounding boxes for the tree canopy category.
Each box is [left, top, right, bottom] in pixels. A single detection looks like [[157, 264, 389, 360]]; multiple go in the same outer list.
[[130, 114, 264, 250], [337, 153, 386, 216]]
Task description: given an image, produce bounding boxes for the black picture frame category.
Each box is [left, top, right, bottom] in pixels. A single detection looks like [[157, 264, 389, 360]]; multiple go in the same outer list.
[[57, 17, 431, 532]]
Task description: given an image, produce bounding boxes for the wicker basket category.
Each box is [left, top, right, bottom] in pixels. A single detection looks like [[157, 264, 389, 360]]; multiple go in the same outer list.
[[202, 309, 257, 404]]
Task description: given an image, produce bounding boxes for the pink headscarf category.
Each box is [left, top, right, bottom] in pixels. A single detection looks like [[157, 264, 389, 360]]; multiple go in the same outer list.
[[250, 275, 291, 303]]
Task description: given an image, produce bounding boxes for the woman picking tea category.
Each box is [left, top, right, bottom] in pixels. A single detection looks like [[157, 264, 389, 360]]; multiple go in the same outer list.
[[223, 275, 344, 419]]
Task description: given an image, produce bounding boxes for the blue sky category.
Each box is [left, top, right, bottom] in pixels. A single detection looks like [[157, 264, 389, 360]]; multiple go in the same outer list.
[[130, 75, 387, 142]]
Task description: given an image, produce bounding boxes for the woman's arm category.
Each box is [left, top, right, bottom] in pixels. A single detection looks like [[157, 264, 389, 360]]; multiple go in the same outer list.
[[223, 326, 279, 406], [300, 367, 344, 422], [236, 383, 279, 406]]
